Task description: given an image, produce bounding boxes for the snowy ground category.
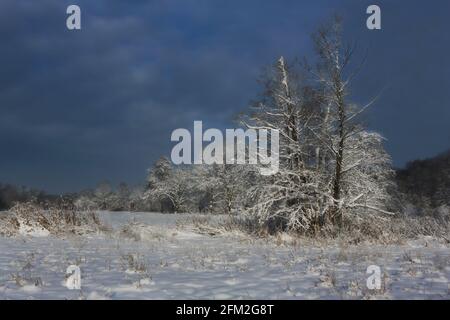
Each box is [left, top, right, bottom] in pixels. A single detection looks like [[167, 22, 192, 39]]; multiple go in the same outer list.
[[0, 212, 449, 299]]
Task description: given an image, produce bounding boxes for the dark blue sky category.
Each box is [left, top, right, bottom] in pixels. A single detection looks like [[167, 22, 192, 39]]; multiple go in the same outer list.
[[0, 0, 449, 193]]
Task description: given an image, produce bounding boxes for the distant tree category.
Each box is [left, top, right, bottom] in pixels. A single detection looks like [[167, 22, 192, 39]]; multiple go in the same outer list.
[[396, 149, 450, 211], [144, 157, 192, 213], [94, 181, 113, 210]]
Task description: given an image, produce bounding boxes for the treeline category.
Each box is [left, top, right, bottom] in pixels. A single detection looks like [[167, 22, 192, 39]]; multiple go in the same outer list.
[[0, 181, 149, 212], [73, 182, 149, 212], [396, 149, 450, 215], [0, 184, 57, 210], [70, 147, 450, 219]]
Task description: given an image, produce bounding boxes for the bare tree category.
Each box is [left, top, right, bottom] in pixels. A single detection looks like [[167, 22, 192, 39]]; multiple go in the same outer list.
[[311, 15, 394, 226], [241, 57, 325, 232]]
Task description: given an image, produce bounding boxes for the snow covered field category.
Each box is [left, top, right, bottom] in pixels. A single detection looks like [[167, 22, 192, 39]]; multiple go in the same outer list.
[[0, 212, 449, 299]]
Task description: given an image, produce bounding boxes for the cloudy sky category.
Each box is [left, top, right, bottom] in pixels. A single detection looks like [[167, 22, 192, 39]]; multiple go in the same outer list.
[[0, 0, 449, 193]]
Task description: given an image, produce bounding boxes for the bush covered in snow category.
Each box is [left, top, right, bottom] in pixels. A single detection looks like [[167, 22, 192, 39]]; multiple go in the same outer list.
[[0, 201, 104, 237]]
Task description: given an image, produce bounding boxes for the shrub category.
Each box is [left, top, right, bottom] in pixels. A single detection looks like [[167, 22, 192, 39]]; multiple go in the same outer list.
[[0, 200, 104, 237]]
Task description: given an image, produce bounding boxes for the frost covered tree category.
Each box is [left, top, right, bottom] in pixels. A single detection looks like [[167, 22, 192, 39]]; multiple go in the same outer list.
[[337, 131, 396, 216], [74, 195, 97, 211], [310, 15, 395, 225], [144, 157, 194, 213], [94, 181, 113, 210], [205, 163, 256, 215], [107, 182, 132, 211], [138, 15, 398, 233], [241, 57, 326, 232], [238, 16, 396, 233]]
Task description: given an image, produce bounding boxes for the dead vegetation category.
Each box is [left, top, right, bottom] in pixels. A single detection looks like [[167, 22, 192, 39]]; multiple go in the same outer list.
[[0, 200, 106, 237], [182, 213, 450, 245]]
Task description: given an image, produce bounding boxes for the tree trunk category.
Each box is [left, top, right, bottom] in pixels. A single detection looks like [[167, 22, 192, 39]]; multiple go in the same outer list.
[[332, 88, 345, 228]]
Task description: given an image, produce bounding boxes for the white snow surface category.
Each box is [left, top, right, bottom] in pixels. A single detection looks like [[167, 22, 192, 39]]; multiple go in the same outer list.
[[0, 211, 448, 299]]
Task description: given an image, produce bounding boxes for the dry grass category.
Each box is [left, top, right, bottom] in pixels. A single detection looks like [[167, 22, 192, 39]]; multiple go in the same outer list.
[[120, 221, 142, 241], [0, 200, 105, 237], [184, 212, 450, 245], [120, 253, 149, 274], [334, 214, 450, 244]]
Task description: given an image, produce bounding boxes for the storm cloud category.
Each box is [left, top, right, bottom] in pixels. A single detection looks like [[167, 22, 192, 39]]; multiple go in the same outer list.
[[0, 0, 448, 192]]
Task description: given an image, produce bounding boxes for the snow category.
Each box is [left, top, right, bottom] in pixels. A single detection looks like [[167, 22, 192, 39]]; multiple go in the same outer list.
[[0, 212, 448, 299], [17, 218, 50, 237]]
